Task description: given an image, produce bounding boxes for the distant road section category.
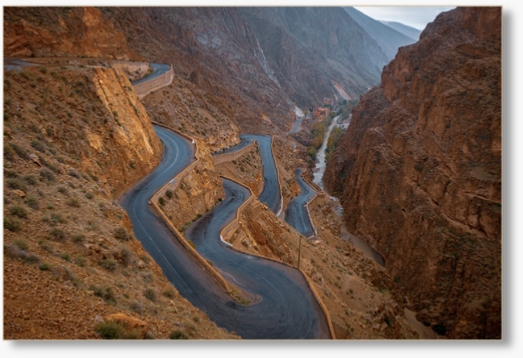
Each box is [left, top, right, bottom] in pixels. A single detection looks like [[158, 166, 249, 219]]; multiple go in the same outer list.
[[132, 63, 173, 98], [285, 169, 316, 238], [131, 63, 170, 85], [4, 58, 38, 71]]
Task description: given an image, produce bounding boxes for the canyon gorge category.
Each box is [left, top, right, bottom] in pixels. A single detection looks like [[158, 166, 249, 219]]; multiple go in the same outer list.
[[3, 6, 501, 342]]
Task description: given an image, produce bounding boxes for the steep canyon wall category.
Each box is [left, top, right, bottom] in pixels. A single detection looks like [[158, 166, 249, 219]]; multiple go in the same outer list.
[[324, 7, 501, 339]]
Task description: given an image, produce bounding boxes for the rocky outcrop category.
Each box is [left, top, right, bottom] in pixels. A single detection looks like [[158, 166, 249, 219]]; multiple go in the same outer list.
[[3, 7, 141, 60], [88, 67, 163, 197], [158, 141, 225, 232], [324, 7, 501, 339]]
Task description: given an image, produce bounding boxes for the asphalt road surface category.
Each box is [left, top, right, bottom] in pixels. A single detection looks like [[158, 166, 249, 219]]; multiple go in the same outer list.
[[285, 169, 316, 238], [131, 63, 171, 85], [289, 116, 305, 133], [120, 126, 330, 339], [212, 136, 254, 155], [212, 134, 282, 215]]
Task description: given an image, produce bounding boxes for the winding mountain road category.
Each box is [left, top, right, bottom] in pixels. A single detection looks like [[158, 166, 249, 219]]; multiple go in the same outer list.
[[285, 169, 316, 238], [131, 63, 171, 85], [120, 128, 330, 338], [213, 134, 282, 215]]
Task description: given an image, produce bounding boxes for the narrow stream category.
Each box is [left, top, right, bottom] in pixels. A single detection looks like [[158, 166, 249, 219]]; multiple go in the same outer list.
[[312, 115, 340, 189]]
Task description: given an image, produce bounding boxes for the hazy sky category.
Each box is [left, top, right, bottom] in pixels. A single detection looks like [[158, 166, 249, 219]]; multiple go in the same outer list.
[[354, 6, 456, 30]]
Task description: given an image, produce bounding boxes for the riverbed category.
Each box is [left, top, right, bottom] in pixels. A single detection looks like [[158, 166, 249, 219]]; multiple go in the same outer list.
[[312, 115, 340, 189]]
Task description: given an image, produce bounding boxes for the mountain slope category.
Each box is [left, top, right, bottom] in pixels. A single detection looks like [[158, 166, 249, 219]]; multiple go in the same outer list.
[[324, 7, 501, 339], [344, 7, 417, 61], [3, 61, 236, 339], [238, 7, 389, 105], [381, 20, 422, 40], [3, 7, 141, 60]]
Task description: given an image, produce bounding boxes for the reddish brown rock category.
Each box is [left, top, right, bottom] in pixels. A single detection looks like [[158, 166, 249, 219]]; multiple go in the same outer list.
[[324, 7, 501, 339]]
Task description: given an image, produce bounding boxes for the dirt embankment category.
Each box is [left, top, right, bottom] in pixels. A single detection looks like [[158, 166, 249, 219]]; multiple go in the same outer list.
[[155, 141, 225, 233], [214, 142, 264, 196], [324, 7, 501, 339], [3, 64, 237, 340]]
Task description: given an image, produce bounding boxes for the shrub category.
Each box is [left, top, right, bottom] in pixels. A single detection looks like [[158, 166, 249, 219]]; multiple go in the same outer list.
[[165, 190, 173, 199], [5, 244, 28, 260], [72, 233, 85, 243], [14, 239, 29, 251], [66, 198, 80, 208], [129, 300, 144, 314], [24, 196, 39, 209], [4, 170, 18, 179], [10, 143, 29, 160], [99, 259, 117, 272], [24, 254, 40, 264], [163, 287, 176, 299], [144, 288, 156, 302], [30, 140, 46, 153], [120, 247, 133, 266], [22, 175, 37, 185], [4, 216, 22, 232], [94, 321, 125, 339], [169, 330, 189, 340], [68, 169, 81, 179], [50, 212, 66, 223], [89, 285, 116, 304], [4, 144, 15, 161], [158, 197, 166, 206], [49, 228, 66, 241], [307, 146, 318, 160], [85, 192, 94, 199], [6, 179, 25, 191], [9, 205, 28, 218], [75, 255, 86, 267], [114, 227, 130, 241], [39, 168, 55, 182], [38, 240, 54, 253], [39, 262, 52, 271], [61, 253, 71, 262]]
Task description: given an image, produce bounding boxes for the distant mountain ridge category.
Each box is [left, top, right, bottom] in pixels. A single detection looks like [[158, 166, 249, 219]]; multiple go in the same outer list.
[[344, 7, 417, 61], [381, 20, 421, 40]]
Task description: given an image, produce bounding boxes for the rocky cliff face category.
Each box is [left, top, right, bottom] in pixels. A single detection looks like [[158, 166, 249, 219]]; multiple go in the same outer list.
[[324, 7, 501, 339], [4, 7, 141, 60]]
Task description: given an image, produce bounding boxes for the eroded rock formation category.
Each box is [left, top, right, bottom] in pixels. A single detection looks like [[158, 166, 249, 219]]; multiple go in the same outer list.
[[324, 7, 501, 339]]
